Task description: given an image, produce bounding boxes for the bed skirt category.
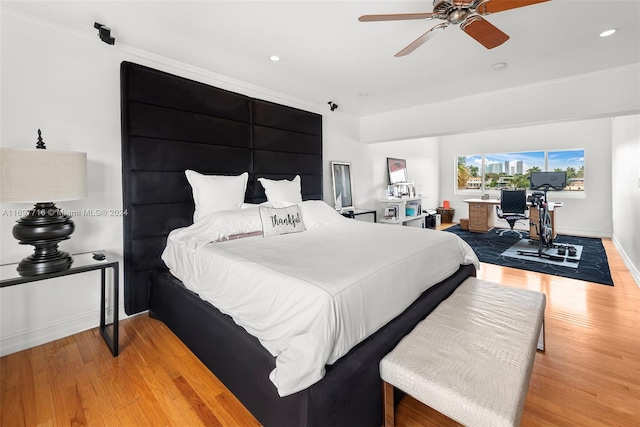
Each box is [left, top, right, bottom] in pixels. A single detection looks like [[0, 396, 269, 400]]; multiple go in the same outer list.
[[149, 263, 476, 427]]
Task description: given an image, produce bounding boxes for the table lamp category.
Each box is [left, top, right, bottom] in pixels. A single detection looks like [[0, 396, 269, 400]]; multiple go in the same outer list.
[[0, 130, 87, 276]]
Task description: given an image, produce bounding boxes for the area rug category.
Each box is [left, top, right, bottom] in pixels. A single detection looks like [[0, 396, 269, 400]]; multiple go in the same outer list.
[[444, 225, 613, 286]]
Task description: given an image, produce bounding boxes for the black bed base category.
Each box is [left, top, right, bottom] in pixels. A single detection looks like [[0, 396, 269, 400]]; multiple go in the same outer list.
[[149, 264, 476, 427]]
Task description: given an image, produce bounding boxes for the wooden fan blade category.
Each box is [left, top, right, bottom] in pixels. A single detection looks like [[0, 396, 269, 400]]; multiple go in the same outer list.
[[395, 23, 448, 57], [476, 0, 550, 15], [359, 13, 434, 22], [461, 16, 509, 49]]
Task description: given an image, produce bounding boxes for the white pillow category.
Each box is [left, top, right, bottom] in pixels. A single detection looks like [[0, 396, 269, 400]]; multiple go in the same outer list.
[[299, 200, 348, 228], [259, 204, 306, 237], [258, 175, 303, 204], [241, 203, 260, 209], [185, 170, 248, 222]]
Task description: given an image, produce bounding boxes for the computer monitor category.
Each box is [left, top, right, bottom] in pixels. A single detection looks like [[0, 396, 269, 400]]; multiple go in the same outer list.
[[529, 171, 567, 191]]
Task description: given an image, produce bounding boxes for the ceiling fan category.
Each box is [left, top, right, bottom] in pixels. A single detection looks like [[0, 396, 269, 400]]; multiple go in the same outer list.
[[359, 0, 550, 57]]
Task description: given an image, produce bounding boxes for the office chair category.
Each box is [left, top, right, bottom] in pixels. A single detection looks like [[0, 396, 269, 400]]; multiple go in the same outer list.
[[495, 189, 529, 239]]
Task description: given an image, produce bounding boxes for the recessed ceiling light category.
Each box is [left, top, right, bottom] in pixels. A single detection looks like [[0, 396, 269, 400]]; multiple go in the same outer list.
[[358, 93, 368, 97], [269, 55, 281, 62], [492, 62, 507, 71], [599, 28, 617, 38]]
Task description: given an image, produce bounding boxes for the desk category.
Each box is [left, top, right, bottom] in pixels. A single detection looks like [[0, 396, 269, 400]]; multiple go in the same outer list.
[[341, 208, 377, 222], [529, 203, 563, 240], [0, 251, 119, 356], [463, 199, 501, 233]]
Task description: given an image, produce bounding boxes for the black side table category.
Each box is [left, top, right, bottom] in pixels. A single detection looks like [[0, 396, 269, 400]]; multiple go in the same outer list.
[[0, 251, 120, 356], [341, 209, 377, 222]]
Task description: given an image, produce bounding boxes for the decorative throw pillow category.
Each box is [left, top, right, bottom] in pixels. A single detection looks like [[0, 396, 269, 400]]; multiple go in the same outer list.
[[257, 175, 303, 204], [185, 170, 248, 222], [259, 205, 306, 237]]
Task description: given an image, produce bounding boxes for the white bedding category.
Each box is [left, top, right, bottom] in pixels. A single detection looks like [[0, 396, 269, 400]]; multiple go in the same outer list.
[[162, 201, 479, 396]]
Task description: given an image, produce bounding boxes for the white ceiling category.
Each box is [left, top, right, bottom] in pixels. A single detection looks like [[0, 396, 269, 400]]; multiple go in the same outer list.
[[3, 0, 639, 117]]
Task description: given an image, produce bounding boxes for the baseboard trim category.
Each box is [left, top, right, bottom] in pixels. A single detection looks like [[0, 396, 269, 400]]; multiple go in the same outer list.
[[555, 228, 612, 239], [0, 304, 126, 357], [611, 234, 640, 289]]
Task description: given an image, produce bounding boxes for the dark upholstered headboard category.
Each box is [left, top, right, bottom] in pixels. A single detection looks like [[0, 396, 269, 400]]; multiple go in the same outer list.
[[121, 61, 323, 315]]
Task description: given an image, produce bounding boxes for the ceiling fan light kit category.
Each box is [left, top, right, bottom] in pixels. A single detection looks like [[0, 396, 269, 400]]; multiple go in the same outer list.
[[359, 0, 550, 56]]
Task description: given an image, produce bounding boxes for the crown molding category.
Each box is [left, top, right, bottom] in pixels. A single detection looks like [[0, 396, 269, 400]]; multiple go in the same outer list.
[[1, 7, 323, 115]]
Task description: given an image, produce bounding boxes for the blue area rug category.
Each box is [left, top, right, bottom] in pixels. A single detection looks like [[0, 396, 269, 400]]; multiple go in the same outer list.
[[444, 225, 613, 286]]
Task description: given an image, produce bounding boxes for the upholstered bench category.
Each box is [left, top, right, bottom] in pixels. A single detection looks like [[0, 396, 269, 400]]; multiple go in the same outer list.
[[380, 277, 545, 427]]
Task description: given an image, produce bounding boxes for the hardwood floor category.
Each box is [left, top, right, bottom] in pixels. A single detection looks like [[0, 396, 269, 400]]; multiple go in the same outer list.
[[1, 238, 639, 426]]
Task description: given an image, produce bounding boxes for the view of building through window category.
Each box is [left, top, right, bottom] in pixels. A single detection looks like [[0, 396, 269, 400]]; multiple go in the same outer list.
[[457, 150, 585, 192]]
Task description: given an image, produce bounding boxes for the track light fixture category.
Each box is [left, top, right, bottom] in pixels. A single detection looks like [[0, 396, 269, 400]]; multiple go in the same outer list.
[[328, 101, 339, 112], [94, 22, 115, 45]]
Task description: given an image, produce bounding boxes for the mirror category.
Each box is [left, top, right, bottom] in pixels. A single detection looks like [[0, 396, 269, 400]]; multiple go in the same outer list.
[[331, 161, 353, 211]]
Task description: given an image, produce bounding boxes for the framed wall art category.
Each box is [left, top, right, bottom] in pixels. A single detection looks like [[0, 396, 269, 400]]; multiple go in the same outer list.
[[387, 158, 408, 184]]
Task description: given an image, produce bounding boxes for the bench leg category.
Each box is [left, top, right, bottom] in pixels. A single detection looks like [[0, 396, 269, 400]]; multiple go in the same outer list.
[[383, 381, 395, 427], [537, 318, 545, 352]]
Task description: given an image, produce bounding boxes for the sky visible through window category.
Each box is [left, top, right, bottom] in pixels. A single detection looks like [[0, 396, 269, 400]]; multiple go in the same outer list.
[[457, 149, 585, 191], [485, 151, 544, 172], [462, 151, 584, 173], [548, 150, 584, 171]]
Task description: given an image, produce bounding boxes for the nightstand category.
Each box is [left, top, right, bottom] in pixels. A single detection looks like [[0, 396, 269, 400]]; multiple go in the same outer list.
[[341, 209, 377, 222], [0, 251, 120, 356]]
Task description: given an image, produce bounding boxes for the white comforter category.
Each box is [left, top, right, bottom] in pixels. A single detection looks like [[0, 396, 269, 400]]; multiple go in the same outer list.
[[162, 201, 479, 396]]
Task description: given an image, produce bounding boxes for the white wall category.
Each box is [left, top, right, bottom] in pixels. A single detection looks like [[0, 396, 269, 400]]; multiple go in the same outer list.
[[322, 126, 441, 218], [368, 138, 440, 217], [1, 12, 126, 356], [0, 11, 364, 356], [322, 112, 371, 209], [439, 118, 614, 238], [611, 115, 640, 286]]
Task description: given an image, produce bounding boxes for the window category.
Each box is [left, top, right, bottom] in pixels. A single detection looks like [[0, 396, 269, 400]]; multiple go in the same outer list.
[[548, 150, 585, 191], [457, 155, 482, 190], [456, 149, 585, 193]]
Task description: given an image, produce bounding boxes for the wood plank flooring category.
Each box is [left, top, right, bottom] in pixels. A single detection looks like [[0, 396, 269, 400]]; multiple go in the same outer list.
[[1, 237, 639, 426]]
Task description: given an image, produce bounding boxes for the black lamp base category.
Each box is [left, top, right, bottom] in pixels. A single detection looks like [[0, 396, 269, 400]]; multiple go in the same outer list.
[[12, 202, 75, 277], [17, 251, 73, 276]]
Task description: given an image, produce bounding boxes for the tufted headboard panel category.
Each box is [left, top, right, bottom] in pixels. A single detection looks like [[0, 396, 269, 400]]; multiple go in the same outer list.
[[120, 61, 322, 314]]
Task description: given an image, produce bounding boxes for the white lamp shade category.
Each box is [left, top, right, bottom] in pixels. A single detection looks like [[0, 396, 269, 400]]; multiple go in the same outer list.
[[0, 148, 87, 202]]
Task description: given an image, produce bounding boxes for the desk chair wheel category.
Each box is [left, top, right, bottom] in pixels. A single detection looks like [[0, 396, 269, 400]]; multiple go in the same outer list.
[[497, 228, 526, 239]]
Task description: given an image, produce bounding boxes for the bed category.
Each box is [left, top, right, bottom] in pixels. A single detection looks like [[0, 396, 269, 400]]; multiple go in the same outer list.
[[120, 61, 478, 426]]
